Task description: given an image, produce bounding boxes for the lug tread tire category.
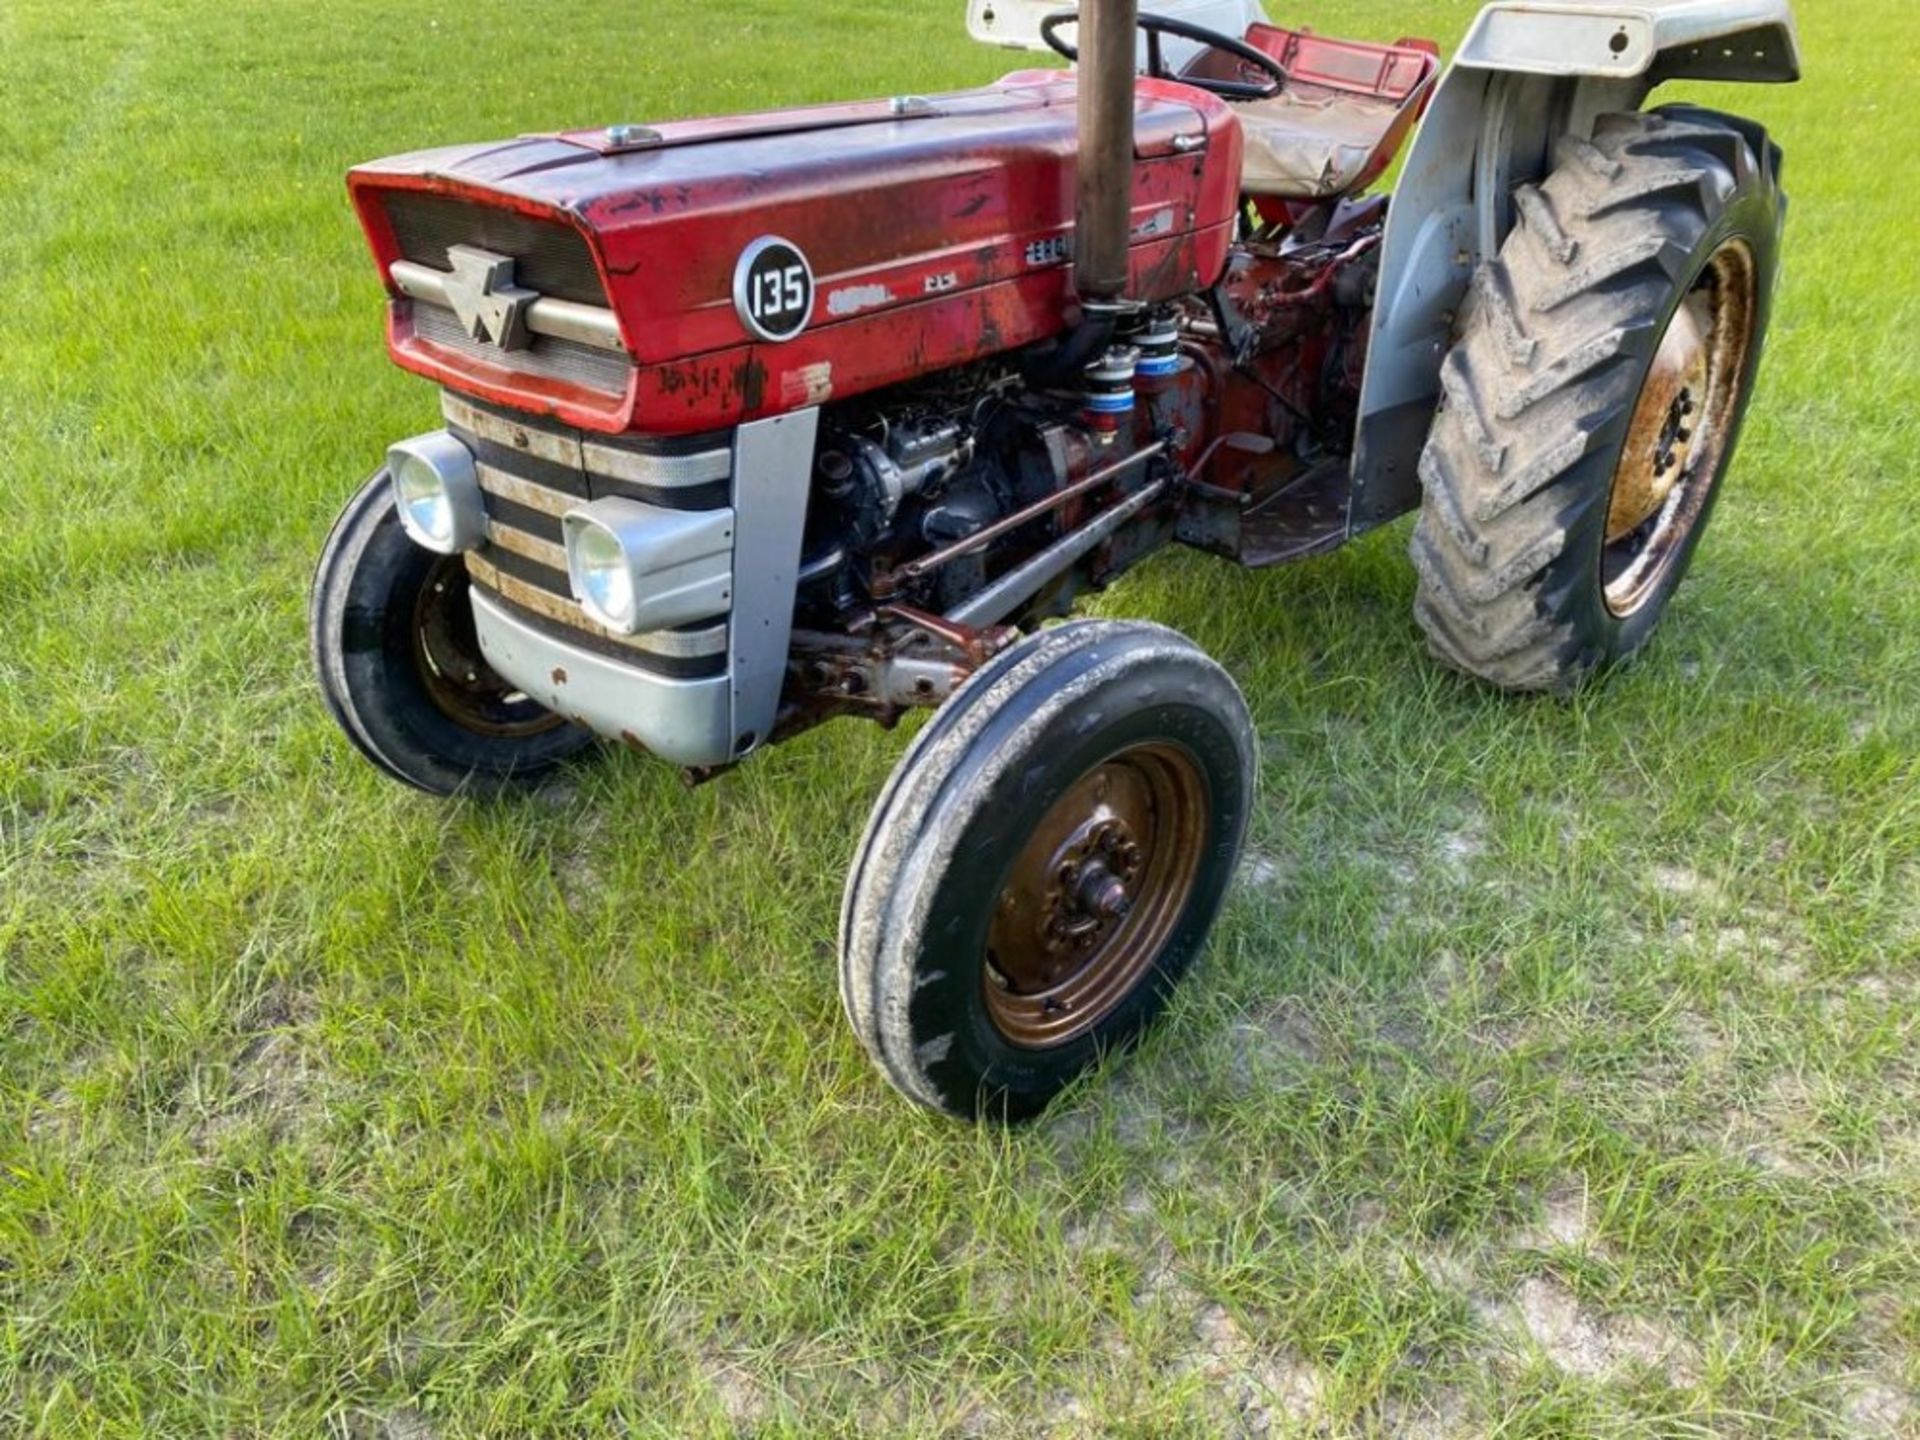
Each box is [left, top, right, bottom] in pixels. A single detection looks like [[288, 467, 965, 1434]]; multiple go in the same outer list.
[[1410, 107, 1784, 692]]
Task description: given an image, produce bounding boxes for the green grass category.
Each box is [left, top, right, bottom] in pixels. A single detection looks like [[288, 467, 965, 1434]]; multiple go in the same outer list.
[[1, 0, 1915, 1434]]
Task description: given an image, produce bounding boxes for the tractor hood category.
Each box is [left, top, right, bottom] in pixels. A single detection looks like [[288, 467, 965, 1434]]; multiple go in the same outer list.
[[348, 74, 1242, 434]]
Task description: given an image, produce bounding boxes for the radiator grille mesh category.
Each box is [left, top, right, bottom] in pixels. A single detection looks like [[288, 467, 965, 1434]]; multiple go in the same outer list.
[[383, 192, 606, 305], [411, 304, 631, 394]]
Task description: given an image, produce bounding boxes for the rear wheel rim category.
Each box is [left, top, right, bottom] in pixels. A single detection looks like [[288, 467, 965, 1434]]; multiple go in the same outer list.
[[410, 556, 568, 739], [1602, 237, 1759, 617], [984, 742, 1209, 1049]]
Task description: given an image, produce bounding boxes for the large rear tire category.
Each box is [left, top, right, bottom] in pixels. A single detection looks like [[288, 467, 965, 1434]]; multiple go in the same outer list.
[[839, 621, 1256, 1121], [311, 470, 593, 796], [1410, 107, 1785, 691]]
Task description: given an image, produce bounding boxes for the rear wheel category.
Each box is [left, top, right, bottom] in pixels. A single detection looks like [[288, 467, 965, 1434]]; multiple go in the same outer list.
[[1410, 107, 1785, 691], [840, 621, 1256, 1120], [311, 469, 592, 795]]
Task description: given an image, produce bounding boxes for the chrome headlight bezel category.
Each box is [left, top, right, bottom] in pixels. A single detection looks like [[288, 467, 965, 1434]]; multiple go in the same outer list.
[[561, 497, 736, 637], [387, 430, 486, 555]]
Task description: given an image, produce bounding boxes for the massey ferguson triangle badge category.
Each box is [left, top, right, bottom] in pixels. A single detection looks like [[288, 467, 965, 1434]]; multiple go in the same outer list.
[[442, 245, 539, 351]]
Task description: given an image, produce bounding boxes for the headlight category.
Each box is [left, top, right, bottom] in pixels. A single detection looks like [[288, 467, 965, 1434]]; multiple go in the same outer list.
[[562, 498, 736, 636], [566, 516, 640, 632], [387, 430, 485, 555]]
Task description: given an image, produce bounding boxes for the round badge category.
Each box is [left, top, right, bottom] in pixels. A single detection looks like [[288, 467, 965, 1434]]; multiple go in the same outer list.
[[733, 236, 815, 343]]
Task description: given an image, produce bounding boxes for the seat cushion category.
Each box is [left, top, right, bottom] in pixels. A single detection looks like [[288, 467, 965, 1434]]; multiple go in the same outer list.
[[1232, 88, 1413, 199], [1181, 24, 1439, 201]]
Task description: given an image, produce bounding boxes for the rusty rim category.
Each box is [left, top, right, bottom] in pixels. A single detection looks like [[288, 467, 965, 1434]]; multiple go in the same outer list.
[[411, 555, 568, 739], [1602, 237, 1759, 617], [983, 742, 1209, 1049]]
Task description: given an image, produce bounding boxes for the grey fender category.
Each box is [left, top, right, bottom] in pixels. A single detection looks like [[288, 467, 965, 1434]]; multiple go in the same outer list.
[[1347, 0, 1799, 527]]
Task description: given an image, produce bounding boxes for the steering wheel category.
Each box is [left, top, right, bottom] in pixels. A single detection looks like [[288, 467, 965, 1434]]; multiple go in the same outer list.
[[1040, 10, 1286, 102]]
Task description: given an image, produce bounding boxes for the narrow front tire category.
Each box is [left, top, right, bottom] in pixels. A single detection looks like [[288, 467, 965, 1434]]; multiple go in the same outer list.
[[310, 470, 592, 796], [840, 621, 1257, 1121]]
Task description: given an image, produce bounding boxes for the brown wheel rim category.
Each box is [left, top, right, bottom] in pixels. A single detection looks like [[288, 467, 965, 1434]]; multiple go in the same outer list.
[[411, 555, 568, 739], [1602, 237, 1759, 617], [984, 742, 1210, 1049]]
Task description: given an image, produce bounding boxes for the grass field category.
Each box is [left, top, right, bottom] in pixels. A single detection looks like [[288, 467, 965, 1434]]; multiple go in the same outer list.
[[2, 0, 1916, 1434]]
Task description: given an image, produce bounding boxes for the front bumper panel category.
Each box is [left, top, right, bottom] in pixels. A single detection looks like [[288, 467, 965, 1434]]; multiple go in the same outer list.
[[470, 590, 734, 767]]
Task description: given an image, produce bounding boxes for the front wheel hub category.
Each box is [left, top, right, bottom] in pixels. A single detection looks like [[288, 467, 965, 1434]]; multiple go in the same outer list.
[[1077, 860, 1134, 922], [984, 743, 1208, 1048], [411, 554, 569, 739]]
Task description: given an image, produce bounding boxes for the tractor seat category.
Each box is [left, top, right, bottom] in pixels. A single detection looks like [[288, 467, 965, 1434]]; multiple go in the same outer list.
[[1183, 25, 1440, 200]]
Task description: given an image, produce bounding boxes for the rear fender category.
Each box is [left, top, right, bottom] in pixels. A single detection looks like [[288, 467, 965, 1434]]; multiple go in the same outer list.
[[1347, 0, 1799, 527]]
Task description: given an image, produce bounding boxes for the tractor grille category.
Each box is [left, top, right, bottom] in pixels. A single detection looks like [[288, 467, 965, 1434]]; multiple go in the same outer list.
[[442, 391, 735, 678], [385, 193, 631, 395], [385, 193, 606, 304], [413, 303, 631, 393]]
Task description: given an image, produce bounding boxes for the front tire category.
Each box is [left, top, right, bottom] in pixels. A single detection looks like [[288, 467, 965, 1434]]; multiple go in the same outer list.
[[1411, 107, 1785, 691], [310, 470, 592, 796], [840, 621, 1257, 1121]]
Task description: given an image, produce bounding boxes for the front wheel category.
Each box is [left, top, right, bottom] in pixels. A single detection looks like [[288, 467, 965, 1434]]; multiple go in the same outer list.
[[839, 620, 1257, 1121], [1411, 106, 1785, 691], [310, 469, 593, 796]]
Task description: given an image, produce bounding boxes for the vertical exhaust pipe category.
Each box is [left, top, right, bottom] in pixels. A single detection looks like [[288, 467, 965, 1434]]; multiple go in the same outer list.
[[1028, 0, 1138, 388], [1074, 0, 1138, 305]]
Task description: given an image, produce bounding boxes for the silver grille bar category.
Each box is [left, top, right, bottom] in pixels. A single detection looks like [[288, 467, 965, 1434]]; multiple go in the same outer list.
[[391, 259, 626, 353], [581, 438, 730, 489], [440, 392, 730, 492]]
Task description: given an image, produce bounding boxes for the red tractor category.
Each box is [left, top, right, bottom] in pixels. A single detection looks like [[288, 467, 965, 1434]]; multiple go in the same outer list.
[[314, 0, 1801, 1117]]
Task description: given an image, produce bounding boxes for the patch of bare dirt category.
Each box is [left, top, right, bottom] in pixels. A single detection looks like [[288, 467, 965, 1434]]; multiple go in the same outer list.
[[1434, 812, 1488, 884], [1653, 864, 1719, 902], [1041, 1388, 1094, 1431], [1217, 996, 1325, 1095], [1240, 849, 1288, 890], [1513, 1178, 1599, 1254], [1131, 1243, 1201, 1313], [190, 985, 330, 1149], [704, 1358, 772, 1430], [1844, 1377, 1914, 1438], [1671, 1010, 1733, 1072], [1490, 1276, 1698, 1386], [381, 1411, 437, 1440], [1180, 1301, 1327, 1436], [338, 1409, 438, 1440], [1374, 1388, 1473, 1440], [1413, 1245, 1480, 1295]]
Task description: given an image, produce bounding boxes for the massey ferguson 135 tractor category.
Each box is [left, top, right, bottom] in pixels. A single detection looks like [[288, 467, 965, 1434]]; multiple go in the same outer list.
[[313, 0, 1800, 1117]]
